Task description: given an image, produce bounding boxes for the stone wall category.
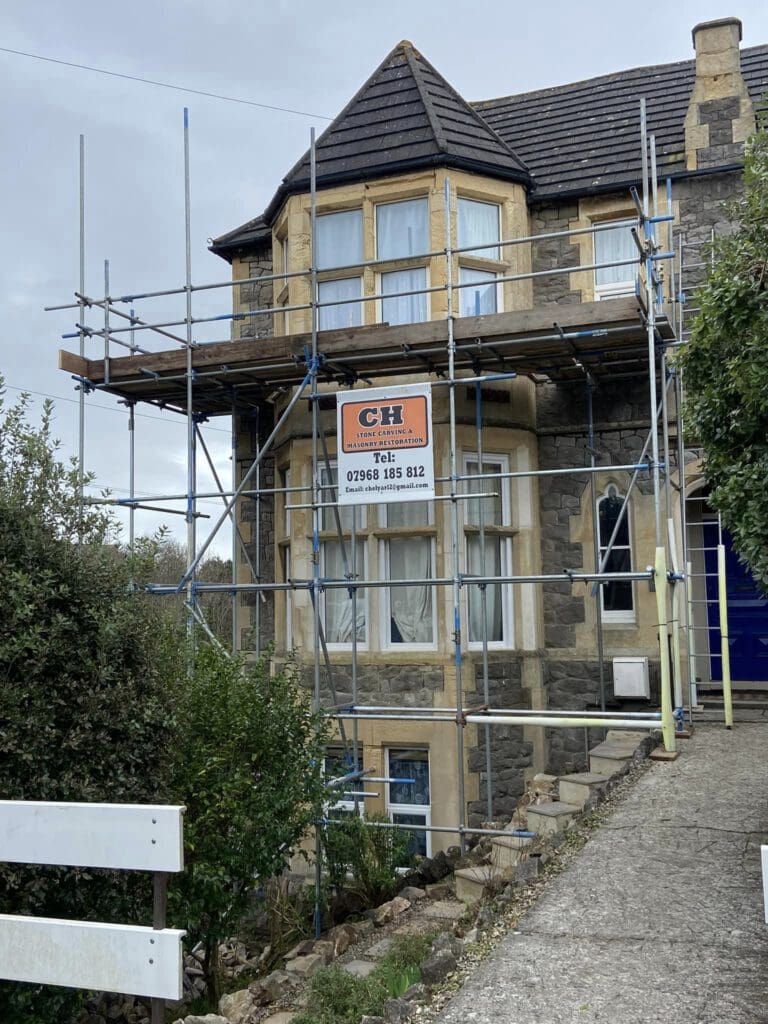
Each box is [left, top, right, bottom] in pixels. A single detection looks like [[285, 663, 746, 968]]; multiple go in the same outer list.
[[237, 241, 274, 340], [466, 658, 533, 826], [238, 404, 276, 652], [529, 200, 582, 306], [307, 664, 445, 707]]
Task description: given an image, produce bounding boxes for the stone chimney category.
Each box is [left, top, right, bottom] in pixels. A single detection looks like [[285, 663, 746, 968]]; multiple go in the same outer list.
[[684, 17, 755, 170]]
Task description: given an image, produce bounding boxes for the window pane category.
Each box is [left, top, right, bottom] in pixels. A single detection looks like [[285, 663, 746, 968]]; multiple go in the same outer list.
[[459, 268, 497, 317], [322, 540, 366, 643], [392, 812, 427, 859], [465, 460, 503, 526], [387, 537, 433, 643], [467, 534, 504, 642], [316, 210, 363, 270], [598, 493, 629, 547], [385, 500, 431, 527], [601, 548, 633, 611], [457, 199, 500, 260], [376, 199, 429, 260], [320, 467, 363, 531], [595, 221, 635, 288], [381, 268, 427, 325], [388, 749, 430, 805], [318, 278, 362, 331]]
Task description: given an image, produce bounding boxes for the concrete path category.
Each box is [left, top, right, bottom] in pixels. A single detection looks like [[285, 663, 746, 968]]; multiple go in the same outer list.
[[436, 722, 768, 1023]]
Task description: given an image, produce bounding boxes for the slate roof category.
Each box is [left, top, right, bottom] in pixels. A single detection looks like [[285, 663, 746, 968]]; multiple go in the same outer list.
[[211, 40, 529, 259], [211, 41, 768, 260], [474, 45, 768, 200]]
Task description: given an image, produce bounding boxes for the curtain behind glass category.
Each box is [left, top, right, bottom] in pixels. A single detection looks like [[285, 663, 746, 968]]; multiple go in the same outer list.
[[595, 222, 635, 287], [381, 269, 427, 325], [465, 460, 503, 526], [318, 278, 362, 330], [467, 534, 503, 641], [376, 199, 429, 260], [323, 540, 366, 643], [316, 210, 363, 270], [459, 268, 497, 317], [388, 537, 433, 643], [457, 199, 500, 260]]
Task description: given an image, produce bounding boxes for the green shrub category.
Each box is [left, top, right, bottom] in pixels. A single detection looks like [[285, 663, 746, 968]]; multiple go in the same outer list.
[[321, 812, 412, 909]]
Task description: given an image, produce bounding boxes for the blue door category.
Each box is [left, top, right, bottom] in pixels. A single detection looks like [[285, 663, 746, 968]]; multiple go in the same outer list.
[[703, 525, 768, 681]]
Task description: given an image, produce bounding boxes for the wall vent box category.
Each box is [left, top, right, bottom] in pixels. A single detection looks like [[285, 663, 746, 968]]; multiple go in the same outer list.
[[613, 657, 650, 699]]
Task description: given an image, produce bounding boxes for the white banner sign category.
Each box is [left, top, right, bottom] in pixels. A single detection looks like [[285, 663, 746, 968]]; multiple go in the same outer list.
[[336, 382, 434, 505]]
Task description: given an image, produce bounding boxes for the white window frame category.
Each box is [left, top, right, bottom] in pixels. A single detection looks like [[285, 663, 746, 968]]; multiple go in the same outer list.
[[457, 197, 501, 261], [385, 747, 432, 859], [378, 501, 438, 651], [463, 452, 514, 650], [597, 484, 636, 624], [593, 218, 636, 300], [377, 265, 430, 326], [374, 197, 430, 262], [316, 209, 364, 271], [319, 462, 368, 650], [458, 266, 502, 318]]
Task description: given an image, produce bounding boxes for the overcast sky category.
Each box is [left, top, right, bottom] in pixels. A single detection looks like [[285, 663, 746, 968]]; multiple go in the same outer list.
[[2, 0, 767, 559]]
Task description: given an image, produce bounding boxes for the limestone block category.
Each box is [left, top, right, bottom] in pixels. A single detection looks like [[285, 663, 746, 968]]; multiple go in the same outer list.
[[558, 772, 609, 809], [218, 989, 257, 1024], [342, 959, 377, 978], [526, 800, 580, 836], [284, 952, 324, 977], [454, 864, 505, 903], [491, 834, 532, 874]]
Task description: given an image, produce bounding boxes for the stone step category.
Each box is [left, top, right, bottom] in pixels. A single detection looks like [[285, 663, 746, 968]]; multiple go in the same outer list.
[[454, 864, 506, 904], [491, 834, 533, 874], [558, 772, 608, 809], [604, 729, 650, 746], [588, 740, 637, 776], [525, 800, 581, 836]]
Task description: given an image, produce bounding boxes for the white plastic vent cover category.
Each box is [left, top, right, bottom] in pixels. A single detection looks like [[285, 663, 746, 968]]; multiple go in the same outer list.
[[613, 657, 650, 699]]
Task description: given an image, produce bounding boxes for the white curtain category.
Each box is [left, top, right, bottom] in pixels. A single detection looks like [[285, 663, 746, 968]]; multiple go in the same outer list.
[[459, 267, 497, 317], [316, 210, 363, 269], [323, 540, 366, 643], [465, 459, 502, 526], [381, 269, 427, 326], [595, 221, 635, 287], [457, 198, 499, 259], [376, 198, 428, 260], [388, 537, 433, 643], [318, 278, 362, 330], [467, 535, 503, 642]]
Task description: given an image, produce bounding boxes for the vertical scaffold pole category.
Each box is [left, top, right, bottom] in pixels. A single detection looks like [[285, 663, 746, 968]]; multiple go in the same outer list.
[[77, 134, 86, 534], [231, 400, 238, 654], [717, 539, 734, 729], [641, 102, 675, 753], [183, 108, 197, 640], [444, 177, 468, 850], [586, 375, 607, 714], [474, 381, 493, 822], [309, 128, 324, 937]]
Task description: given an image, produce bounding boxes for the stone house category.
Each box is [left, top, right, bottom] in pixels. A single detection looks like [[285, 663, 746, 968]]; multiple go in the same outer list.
[[70, 17, 768, 856]]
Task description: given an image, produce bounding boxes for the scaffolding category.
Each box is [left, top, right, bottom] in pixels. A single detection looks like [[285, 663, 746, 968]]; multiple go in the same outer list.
[[48, 100, 734, 926]]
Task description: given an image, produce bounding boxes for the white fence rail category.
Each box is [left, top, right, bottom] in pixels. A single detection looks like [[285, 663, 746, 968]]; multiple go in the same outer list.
[[0, 801, 186, 1017]]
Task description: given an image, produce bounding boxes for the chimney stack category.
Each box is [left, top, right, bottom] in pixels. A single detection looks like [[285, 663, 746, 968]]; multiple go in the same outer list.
[[684, 18, 754, 170]]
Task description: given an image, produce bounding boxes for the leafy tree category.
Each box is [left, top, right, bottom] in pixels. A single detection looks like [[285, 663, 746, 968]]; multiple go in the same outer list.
[[168, 643, 329, 1001], [679, 122, 768, 589]]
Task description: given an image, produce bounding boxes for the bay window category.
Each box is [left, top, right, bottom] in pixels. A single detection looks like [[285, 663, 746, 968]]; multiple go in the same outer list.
[[377, 198, 429, 325], [316, 210, 364, 330], [457, 198, 500, 260], [459, 267, 497, 317]]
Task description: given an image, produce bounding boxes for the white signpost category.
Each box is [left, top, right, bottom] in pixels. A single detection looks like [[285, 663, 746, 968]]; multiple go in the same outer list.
[[336, 382, 434, 506], [0, 801, 186, 1018]]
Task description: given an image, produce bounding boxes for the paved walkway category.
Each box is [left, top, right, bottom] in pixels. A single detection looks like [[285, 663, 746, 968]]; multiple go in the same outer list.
[[436, 721, 768, 1023]]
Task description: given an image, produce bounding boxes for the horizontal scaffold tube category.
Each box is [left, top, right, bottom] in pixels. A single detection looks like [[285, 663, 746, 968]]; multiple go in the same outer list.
[[464, 714, 660, 730]]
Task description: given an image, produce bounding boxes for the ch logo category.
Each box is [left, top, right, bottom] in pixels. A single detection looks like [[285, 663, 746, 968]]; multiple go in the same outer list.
[[357, 404, 404, 427]]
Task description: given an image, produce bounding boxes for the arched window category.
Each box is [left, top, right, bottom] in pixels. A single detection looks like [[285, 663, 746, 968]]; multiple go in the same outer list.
[[597, 485, 635, 622]]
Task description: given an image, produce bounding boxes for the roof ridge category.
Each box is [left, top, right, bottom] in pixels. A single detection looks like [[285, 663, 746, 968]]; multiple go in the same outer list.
[[404, 44, 448, 152]]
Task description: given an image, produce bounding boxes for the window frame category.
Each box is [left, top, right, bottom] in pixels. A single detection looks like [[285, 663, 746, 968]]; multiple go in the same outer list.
[[385, 747, 432, 859], [593, 217, 637, 300], [458, 265, 501, 318], [378, 265, 430, 326], [463, 452, 514, 650], [377, 498, 438, 651], [318, 462, 369, 650], [457, 197, 502, 261], [317, 276, 364, 332], [597, 483, 636, 624]]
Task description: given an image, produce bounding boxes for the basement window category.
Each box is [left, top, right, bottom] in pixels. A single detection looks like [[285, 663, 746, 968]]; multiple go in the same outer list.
[[386, 747, 431, 859]]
